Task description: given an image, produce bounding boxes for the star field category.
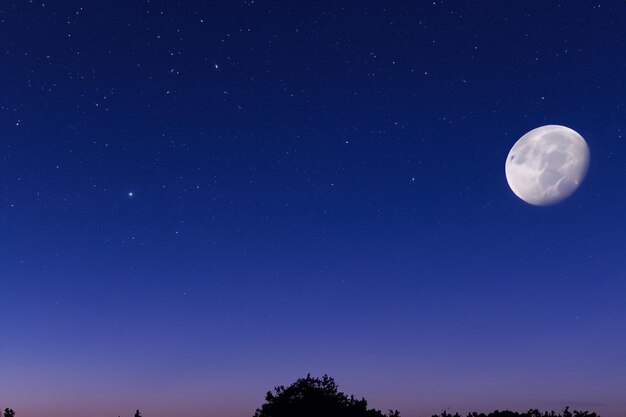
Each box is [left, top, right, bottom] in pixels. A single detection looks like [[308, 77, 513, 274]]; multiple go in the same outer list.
[[1, 2, 626, 417]]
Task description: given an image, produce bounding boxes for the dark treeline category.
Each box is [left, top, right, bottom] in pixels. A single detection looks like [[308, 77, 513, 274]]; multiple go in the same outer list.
[[253, 374, 601, 417], [0, 407, 602, 417], [433, 408, 599, 417], [0, 408, 142, 417], [1, 376, 602, 417]]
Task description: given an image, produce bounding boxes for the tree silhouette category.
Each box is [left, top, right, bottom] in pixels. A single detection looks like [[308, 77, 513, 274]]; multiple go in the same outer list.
[[431, 408, 599, 417], [3, 409, 15, 417], [134, 410, 141, 417], [253, 374, 400, 417]]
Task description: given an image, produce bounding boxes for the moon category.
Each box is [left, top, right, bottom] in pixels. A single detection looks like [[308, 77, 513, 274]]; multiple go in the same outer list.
[[505, 125, 590, 206]]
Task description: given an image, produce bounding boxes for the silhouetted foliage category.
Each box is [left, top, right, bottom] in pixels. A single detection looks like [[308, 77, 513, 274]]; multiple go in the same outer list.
[[134, 410, 141, 417], [432, 407, 599, 417], [3, 409, 15, 417], [254, 374, 400, 417]]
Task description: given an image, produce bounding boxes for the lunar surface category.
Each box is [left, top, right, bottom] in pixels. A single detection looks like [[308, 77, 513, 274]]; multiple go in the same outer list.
[[505, 125, 590, 206]]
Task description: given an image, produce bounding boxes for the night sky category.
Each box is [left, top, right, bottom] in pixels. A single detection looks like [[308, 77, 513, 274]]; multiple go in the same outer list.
[[1, 1, 625, 417]]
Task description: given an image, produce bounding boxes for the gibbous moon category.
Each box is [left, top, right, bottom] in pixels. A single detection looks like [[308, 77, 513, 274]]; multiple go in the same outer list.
[[505, 125, 590, 206]]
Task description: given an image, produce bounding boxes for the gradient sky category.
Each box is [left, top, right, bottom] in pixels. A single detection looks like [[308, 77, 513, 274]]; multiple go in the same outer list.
[[1, 1, 625, 417]]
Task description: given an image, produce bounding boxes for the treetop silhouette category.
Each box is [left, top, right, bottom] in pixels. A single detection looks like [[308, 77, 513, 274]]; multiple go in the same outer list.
[[253, 373, 400, 417], [432, 407, 600, 417]]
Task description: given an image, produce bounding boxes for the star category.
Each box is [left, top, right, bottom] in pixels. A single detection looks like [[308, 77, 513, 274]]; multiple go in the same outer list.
[[128, 192, 134, 197]]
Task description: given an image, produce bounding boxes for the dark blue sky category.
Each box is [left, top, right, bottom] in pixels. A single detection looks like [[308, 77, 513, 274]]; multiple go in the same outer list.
[[1, 1, 625, 417]]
